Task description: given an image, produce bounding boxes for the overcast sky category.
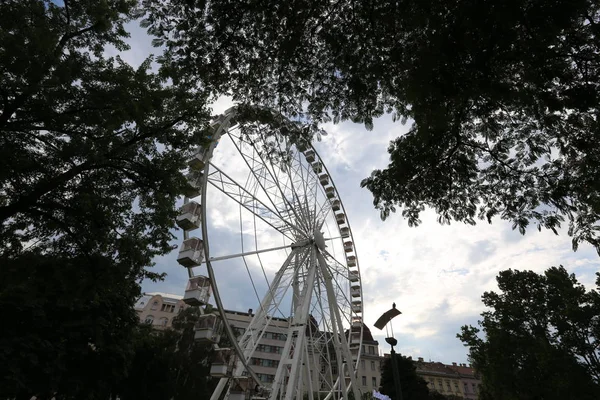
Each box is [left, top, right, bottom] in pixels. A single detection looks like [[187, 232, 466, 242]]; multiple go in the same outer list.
[[114, 21, 600, 365]]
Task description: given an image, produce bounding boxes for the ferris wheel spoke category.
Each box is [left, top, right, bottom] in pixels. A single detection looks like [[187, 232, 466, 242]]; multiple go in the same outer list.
[[315, 249, 361, 399], [205, 163, 303, 240], [278, 248, 321, 400], [228, 129, 312, 235], [321, 249, 352, 277], [206, 241, 308, 263], [310, 275, 339, 392], [235, 248, 310, 367], [295, 151, 321, 233]]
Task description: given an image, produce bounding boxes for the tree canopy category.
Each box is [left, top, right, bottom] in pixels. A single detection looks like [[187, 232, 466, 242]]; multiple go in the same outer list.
[[0, 0, 210, 274], [0, 252, 139, 400], [0, 1, 212, 397], [117, 307, 216, 400], [0, 254, 216, 400], [143, 0, 600, 253], [379, 354, 450, 400], [458, 266, 600, 400]]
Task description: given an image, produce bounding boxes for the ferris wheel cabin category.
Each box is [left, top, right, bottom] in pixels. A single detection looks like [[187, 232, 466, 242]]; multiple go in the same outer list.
[[177, 237, 204, 267], [187, 146, 210, 171], [304, 149, 315, 163], [183, 275, 212, 306], [184, 171, 204, 199], [194, 313, 223, 343], [347, 255, 357, 267], [176, 201, 202, 231], [319, 173, 330, 186], [229, 377, 254, 400], [331, 199, 341, 212], [210, 348, 234, 378]]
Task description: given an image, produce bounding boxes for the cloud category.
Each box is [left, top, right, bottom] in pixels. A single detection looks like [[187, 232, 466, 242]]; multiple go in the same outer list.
[[468, 240, 497, 265]]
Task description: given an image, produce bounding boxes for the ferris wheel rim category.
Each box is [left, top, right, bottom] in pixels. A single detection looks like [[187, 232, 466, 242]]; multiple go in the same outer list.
[[187, 106, 365, 398]]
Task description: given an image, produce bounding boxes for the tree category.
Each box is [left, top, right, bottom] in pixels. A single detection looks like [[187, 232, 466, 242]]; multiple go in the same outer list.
[[0, 252, 139, 400], [0, 0, 210, 271], [458, 266, 600, 400], [379, 354, 430, 400], [0, 1, 210, 398], [117, 307, 215, 400], [142, 0, 600, 253]]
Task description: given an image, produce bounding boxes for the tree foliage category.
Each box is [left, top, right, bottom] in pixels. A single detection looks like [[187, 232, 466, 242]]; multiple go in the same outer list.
[[458, 266, 600, 400], [379, 354, 432, 400], [143, 0, 600, 253], [0, 1, 212, 398], [117, 307, 215, 400], [0, 0, 210, 274], [0, 252, 139, 400]]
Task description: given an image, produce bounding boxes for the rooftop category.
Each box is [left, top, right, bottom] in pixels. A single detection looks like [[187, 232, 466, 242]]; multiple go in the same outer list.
[[145, 292, 184, 300]]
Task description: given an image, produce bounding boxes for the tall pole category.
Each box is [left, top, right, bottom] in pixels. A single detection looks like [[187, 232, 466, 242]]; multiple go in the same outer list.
[[388, 341, 403, 400], [377, 304, 404, 400]]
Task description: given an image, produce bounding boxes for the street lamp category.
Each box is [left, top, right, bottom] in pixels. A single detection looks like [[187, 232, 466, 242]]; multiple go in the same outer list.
[[375, 303, 403, 400]]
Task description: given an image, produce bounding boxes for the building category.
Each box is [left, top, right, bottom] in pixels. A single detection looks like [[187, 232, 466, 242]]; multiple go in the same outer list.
[[415, 358, 481, 399], [350, 324, 383, 394], [134, 294, 383, 395], [225, 308, 290, 386], [134, 292, 188, 329], [447, 363, 480, 400]]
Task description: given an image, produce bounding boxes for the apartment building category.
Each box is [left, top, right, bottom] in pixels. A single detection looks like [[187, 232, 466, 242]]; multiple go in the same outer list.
[[350, 324, 383, 394], [415, 358, 480, 399], [134, 293, 383, 395], [447, 362, 480, 400], [225, 308, 290, 386], [134, 292, 187, 329]]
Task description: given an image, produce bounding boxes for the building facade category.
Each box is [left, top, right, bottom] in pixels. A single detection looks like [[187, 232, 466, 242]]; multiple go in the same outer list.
[[134, 292, 188, 329], [225, 308, 290, 386], [447, 363, 480, 400], [350, 324, 383, 395], [415, 358, 480, 399], [135, 294, 383, 395]]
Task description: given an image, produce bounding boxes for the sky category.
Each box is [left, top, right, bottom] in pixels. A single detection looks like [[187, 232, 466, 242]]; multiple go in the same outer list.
[[113, 21, 600, 366]]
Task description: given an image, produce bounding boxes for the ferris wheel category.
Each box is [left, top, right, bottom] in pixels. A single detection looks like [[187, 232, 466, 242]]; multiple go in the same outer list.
[[175, 106, 365, 400]]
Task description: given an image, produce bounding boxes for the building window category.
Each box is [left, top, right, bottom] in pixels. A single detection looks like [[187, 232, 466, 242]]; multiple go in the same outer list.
[[454, 382, 459, 392], [464, 383, 469, 393], [362, 376, 367, 386], [371, 361, 375, 371], [159, 317, 168, 326], [369, 346, 375, 355], [446, 381, 451, 392], [438, 380, 443, 391], [257, 374, 274, 383], [472, 383, 478, 393], [372, 377, 377, 388], [332, 365, 338, 375], [361, 360, 365, 370], [150, 301, 159, 311], [144, 315, 154, 324]]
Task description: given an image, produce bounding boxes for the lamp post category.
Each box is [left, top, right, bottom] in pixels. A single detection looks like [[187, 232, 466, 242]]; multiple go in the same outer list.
[[374, 303, 403, 400]]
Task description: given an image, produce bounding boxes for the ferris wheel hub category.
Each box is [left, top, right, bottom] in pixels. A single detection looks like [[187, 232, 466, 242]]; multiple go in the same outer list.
[[313, 229, 327, 251]]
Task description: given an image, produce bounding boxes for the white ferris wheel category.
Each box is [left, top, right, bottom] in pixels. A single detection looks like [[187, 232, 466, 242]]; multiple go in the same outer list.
[[175, 106, 365, 400]]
